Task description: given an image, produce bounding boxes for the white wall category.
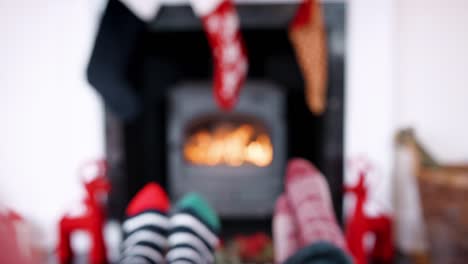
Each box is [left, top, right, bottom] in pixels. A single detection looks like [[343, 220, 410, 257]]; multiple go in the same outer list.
[[345, 0, 468, 216], [345, 0, 395, 213], [395, 0, 468, 164], [0, 0, 105, 249]]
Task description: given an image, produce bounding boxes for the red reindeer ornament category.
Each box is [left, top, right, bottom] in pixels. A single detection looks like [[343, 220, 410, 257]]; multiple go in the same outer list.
[[57, 160, 111, 264], [345, 171, 394, 264]]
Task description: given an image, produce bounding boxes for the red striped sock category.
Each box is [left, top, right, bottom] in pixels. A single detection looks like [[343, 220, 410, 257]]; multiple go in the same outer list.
[[122, 183, 171, 264], [126, 183, 170, 216], [285, 158, 347, 251], [273, 194, 300, 263]]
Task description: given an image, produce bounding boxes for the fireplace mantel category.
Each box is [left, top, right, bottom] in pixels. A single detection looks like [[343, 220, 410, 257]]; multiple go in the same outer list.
[[150, 2, 344, 31]]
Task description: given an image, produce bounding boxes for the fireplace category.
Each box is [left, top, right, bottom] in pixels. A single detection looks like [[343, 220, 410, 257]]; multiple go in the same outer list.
[[102, 2, 346, 233], [184, 120, 273, 168], [167, 81, 286, 218]]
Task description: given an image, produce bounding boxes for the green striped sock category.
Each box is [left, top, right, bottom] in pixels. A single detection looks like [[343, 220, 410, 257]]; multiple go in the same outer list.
[[175, 193, 220, 232], [167, 193, 221, 264]]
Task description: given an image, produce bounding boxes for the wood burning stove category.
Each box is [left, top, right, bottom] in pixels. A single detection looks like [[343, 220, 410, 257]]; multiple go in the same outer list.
[[167, 81, 286, 218]]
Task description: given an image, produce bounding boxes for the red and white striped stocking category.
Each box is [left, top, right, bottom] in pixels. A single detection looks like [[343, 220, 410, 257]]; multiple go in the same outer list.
[[191, 0, 249, 110]]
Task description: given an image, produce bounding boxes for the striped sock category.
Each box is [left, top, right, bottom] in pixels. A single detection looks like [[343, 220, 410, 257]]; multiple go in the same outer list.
[[120, 183, 171, 264], [285, 158, 347, 251], [273, 194, 300, 263], [167, 193, 220, 264]]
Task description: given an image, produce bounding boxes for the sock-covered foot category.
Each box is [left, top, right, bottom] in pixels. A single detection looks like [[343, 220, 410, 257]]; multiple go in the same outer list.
[[285, 158, 347, 251], [120, 183, 171, 264], [273, 194, 300, 264], [167, 193, 220, 264]]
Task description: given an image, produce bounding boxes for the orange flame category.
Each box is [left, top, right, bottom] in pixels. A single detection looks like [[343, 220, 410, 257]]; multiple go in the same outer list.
[[184, 124, 273, 167]]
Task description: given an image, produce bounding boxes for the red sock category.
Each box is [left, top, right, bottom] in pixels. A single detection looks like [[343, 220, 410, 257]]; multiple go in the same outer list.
[[122, 183, 171, 264], [199, 0, 248, 110], [285, 158, 347, 251], [126, 183, 170, 216], [273, 195, 300, 264]]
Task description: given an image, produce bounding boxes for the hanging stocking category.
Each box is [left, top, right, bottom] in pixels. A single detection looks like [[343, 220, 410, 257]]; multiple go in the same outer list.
[[191, 0, 249, 110], [87, 0, 146, 121], [88, 0, 163, 121], [289, 0, 328, 115]]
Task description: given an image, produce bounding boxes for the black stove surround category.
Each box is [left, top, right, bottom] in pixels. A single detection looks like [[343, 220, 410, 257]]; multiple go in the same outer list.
[[102, 2, 346, 234]]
